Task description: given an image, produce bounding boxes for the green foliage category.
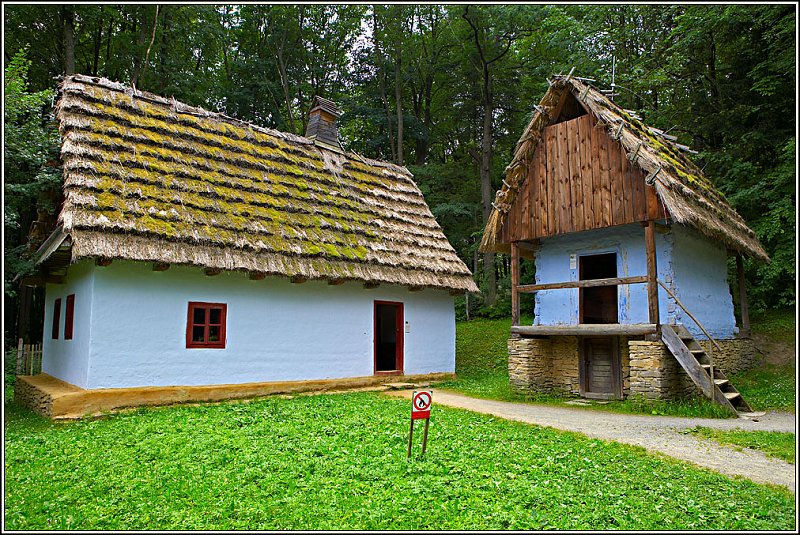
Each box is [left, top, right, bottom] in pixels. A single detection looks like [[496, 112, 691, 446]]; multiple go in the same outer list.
[[3, 49, 62, 296], [683, 427, 796, 464], [1, 3, 795, 317], [3, 393, 795, 530], [5, 350, 19, 401]]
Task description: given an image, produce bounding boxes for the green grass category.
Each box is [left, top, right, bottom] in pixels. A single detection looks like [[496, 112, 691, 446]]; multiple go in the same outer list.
[[683, 427, 796, 464], [442, 317, 736, 418], [730, 363, 796, 412], [3, 394, 795, 530], [750, 308, 796, 344]]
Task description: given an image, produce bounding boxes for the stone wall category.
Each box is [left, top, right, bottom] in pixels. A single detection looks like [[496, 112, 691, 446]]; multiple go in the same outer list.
[[698, 338, 759, 375], [14, 376, 54, 417], [549, 337, 580, 396], [507, 336, 582, 397], [508, 337, 551, 393], [508, 335, 755, 401]]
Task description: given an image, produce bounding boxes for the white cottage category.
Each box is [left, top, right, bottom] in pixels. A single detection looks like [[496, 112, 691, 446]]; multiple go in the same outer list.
[[18, 75, 478, 417]]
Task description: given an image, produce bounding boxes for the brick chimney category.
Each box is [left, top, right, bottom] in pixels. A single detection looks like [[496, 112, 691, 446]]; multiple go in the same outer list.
[[305, 96, 341, 151]]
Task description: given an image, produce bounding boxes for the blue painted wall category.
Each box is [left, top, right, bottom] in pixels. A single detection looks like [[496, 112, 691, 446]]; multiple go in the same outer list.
[[531, 223, 737, 339], [670, 224, 737, 339]]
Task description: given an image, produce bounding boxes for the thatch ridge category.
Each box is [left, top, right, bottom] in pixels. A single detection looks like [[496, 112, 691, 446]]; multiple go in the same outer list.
[[51, 75, 478, 292], [480, 75, 768, 261]]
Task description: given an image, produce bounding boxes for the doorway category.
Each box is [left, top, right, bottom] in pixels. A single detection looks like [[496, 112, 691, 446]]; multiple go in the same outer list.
[[580, 337, 622, 399], [374, 301, 403, 374], [579, 252, 618, 324]]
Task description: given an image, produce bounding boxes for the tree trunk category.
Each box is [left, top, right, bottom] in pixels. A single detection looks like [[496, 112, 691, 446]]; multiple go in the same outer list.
[[62, 6, 75, 75], [373, 13, 396, 162], [481, 72, 497, 306], [130, 6, 150, 87], [415, 74, 433, 165], [394, 45, 404, 166], [92, 6, 103, 76]]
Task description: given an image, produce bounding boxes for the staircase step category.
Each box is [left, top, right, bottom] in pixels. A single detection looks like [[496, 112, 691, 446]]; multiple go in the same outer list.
[[723, 392, 741, 400], [690, 349, 706, 355], [714, 378, 729, 387]]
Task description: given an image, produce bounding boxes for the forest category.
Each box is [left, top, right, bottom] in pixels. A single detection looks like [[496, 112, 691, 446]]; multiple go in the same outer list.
[[3, 4, 796, 341]]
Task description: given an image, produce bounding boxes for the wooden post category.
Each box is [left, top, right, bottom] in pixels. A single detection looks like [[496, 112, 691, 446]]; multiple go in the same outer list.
[[15, 338, 24, 375], [511, 242, 520, 326], [736, 254, 750, 336], [644, 221, 659, 329]]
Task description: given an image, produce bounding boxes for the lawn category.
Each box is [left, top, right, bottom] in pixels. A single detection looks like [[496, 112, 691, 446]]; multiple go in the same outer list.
[[3, 393, 795, 530], [682, 426, 796, 464]]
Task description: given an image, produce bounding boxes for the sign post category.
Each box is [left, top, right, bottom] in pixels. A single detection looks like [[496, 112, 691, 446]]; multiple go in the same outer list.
[[407, 390, 432, 459]]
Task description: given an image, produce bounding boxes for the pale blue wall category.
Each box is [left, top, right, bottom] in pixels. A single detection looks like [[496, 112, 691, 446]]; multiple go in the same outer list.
[[670, 224, 737, 339], [42, 260, 95, 388], [531, 223, 737, 339], [533, 224, 673, 326], [42, 260, 456, 389]]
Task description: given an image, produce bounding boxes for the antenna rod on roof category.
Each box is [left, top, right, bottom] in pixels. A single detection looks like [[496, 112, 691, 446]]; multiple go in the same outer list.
[[610, 56, 616, 102]]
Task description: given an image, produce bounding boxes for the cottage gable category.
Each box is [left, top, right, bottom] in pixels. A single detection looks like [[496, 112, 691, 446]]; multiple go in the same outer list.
[[39, 75, 477, 293], [499, 111, 667, 244], [481, 75, 768, 261]]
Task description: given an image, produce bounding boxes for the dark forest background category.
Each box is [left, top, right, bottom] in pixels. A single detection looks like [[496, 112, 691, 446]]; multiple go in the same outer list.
[[4, 4, 796, 343]]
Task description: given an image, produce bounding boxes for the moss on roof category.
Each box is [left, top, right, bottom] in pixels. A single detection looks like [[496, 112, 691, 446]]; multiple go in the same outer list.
[[54, 75, 478, 292]]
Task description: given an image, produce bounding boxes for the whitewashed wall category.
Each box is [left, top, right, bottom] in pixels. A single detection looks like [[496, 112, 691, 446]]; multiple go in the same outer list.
[[42, 260, 456, 389], [42, 260, 95, 387]]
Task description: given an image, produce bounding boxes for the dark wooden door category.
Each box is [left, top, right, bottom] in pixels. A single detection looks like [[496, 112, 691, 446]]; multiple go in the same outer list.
[[579, 253, 618, 324], [580, 337, 622, 400], [374, 301, 404, 374]]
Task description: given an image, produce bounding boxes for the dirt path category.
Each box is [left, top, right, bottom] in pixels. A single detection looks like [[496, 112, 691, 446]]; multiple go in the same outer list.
[[385, 389, 796, 492]]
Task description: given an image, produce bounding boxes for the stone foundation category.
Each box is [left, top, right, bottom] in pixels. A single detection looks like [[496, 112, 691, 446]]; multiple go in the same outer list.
[[628, 341, 694, 400], [698, 337, 759, 375], [15, 372, 457, 419], [508, 333, 758, 400]]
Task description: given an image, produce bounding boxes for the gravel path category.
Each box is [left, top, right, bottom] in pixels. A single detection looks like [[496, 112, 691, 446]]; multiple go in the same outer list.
[[385, 389, 796, 492]]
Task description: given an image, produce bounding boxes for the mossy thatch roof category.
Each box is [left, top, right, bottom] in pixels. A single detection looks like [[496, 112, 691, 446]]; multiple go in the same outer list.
[[46, 75, 478, 292], [480, 74, 769, 261]]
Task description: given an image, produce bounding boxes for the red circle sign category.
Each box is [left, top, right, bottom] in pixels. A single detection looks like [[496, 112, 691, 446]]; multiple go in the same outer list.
[[411, 391, 432, 420]]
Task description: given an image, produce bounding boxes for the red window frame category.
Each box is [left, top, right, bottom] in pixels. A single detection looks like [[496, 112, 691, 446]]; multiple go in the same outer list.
[[186, 302, 227, 349], [52, 298, 62, 339], [373, 300, 404, 375], [64, 294, 75, 340]]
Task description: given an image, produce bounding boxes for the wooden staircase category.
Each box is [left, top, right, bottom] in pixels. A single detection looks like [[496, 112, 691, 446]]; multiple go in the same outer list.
[[660, 324, 752, 414]]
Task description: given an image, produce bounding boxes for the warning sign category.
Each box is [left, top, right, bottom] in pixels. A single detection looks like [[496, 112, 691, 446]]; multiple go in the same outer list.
[[411, 390, 432, 420]]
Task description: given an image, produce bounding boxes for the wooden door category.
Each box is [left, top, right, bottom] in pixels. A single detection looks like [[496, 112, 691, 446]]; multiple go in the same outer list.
[[374, 301, 404, 374], [580, 337, 622, 400]]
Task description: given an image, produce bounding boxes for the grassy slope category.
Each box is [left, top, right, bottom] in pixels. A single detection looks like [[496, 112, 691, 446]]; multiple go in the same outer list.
[[731, 308, 796, 412], [3, 394, 795, 530]]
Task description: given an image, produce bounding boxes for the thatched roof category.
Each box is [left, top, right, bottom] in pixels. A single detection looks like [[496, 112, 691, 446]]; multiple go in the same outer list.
[[42, 74, 478, 292], [480, 74, 769, 261]]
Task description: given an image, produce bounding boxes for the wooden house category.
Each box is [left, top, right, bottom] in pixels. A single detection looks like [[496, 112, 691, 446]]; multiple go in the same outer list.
[[17, 75, 478, 418], [480, 74, 768, 413]]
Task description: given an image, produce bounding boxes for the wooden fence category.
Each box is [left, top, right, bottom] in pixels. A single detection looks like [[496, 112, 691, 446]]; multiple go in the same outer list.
[[15, 339, 43, 376]]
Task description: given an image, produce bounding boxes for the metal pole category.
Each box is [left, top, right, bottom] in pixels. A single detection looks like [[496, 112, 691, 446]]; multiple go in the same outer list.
[[421, 419, 430, 456], [407, 418, 414, 459]]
